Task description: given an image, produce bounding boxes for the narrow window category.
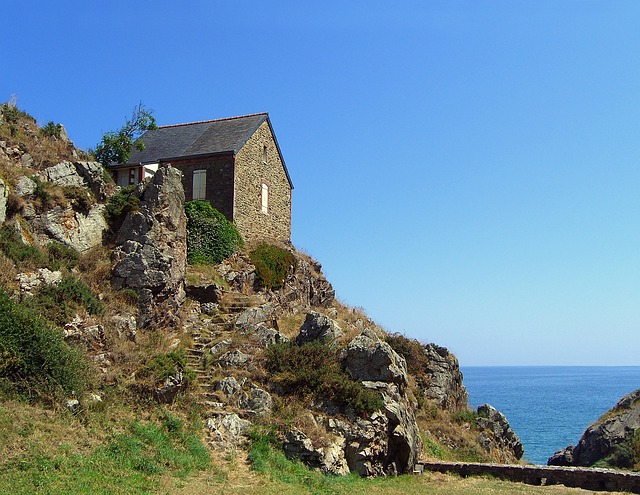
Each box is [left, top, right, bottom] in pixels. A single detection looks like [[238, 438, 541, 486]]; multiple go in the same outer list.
[[128, 168, 136, 185], [263, 144, 268, 165], [193, 169, 206, 200], [261, 181, 269, 214]]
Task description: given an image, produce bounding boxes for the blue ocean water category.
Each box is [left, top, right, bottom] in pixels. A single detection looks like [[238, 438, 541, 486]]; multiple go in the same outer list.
[[461, 366, 640, 465]]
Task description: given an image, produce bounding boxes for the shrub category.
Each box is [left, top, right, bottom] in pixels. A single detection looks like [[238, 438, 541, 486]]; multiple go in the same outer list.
[[24, 275, 103, 326], [104, 185, 139, 226], [0, 288, 89, 401], [265, 340, 383, 416], [32, 176, 54, 210], [185, 201, 243, 264], [385, 333, 430, 376], [40, 121, 62, 139], [46, 241, 79, 270], [140, 350, 195, 387], [0, 225, 49, 269], [249, 243, 297, 290], [62, 185, 94, 212]]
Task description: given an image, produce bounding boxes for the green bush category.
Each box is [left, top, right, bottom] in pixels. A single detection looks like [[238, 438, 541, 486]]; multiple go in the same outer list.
[[46, 241, 79, 270], [24, 275, 103, 326], [265, 340, 383, 416], [104, 185, 139, 225], [140, 350, 195, 387], [0, 288, 89, 401], [40, 121, 62, 139], [185, 201, 243, 264], [0, 225, 49, 269], [249, 243, 297, 290]]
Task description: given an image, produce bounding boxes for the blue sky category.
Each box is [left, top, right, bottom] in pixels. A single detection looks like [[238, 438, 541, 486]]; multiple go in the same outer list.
[[3, 1, 639, 365]]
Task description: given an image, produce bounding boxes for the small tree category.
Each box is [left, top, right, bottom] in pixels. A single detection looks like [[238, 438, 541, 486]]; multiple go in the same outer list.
[[92, 102, 157, 166]]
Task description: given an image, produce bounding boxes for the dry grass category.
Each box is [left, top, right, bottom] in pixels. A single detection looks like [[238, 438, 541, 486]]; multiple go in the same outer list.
[[276, 312, 306, 339], [0, 107, 79, 172], [163, 465, 619, 495], [0, 251, 18, 291], [185, 263, 228, 289]]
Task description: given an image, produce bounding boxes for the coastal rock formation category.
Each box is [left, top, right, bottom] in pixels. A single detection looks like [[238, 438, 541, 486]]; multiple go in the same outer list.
[[283, 331, 421, 475], [548, 388, 640, 469], [476, 403, 524, 463], [343, 329, 408, 389], [421, 343, 468, 412], [111, 165, 187, 328]]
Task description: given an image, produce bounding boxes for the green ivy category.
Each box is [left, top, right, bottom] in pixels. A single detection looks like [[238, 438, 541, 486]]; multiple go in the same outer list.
[[185, 201, 243, 264], [249, 243, 297, 290]]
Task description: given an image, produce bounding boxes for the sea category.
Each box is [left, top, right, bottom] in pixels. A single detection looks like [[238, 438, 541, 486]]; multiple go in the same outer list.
[[461, 366, 640, 465]]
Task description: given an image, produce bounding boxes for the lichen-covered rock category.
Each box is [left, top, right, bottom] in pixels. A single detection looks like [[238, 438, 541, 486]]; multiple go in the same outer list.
[[28, 204, 108, 253], [235, 303, 276, 329], [154, 369, 186, 404], [296, 311, 343, 344], [343, 330, 408, 389], [476, 403, 524, 462], [249, 323, 289, 347], [548, 389, 640, 468], [112, 165, 187, 328], [16, 268, 62, 296], [284, 429, 350, 476], [206, 413, 252, 449]]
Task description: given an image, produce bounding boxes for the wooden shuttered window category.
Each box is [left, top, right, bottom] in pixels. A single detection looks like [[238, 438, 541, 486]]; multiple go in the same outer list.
[[193, 170, 206, 200]]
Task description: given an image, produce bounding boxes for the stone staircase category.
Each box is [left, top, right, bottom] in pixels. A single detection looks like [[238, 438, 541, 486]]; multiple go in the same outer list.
[[183, 290, 264, 445]]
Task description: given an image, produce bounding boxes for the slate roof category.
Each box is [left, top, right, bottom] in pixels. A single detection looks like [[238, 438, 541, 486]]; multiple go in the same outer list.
[[121, 112, 293, 189], [125, 113, 268, 165]]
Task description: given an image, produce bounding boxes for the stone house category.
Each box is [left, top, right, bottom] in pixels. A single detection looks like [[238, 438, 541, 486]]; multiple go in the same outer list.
[[109, 113, 293, 242]]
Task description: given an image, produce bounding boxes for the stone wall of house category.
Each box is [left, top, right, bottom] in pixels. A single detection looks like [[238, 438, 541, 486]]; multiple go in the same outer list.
[[170, 156, 235, 222], [233, 121, 292, 242]]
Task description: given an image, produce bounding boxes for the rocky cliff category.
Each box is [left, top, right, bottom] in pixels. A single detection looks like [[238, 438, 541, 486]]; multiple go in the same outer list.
[[0, 105, 524, 477], [548, 389, 640, 470]]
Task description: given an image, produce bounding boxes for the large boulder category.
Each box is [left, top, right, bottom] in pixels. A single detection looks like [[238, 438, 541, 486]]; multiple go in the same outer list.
[[112, 165, 187, 328], [476, 403, 524, 462], [40, 161, 109, 200], [27, 204, 108, 253], [548, 389, 640, 468], [343, 330, 408, 389], [421, 344, 469, 412], [296, 311, 343, 344]]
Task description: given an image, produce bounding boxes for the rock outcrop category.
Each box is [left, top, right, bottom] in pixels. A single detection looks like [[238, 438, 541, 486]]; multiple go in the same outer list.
[[283, 330, 421, 476], [421, 343, 468, 412], [296, 311, 343, 344], [343, 329, 408, 389], [548, 389, 640, 469], [111, 165, 187, 328], [476, 403, 524, 463]]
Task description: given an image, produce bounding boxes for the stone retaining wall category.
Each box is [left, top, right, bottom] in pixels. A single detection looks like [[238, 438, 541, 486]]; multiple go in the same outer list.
[[419, 461, 640, 493]]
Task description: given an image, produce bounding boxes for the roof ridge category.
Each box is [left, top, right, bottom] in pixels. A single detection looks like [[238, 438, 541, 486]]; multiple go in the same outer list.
[[158, 112, 268, 129]]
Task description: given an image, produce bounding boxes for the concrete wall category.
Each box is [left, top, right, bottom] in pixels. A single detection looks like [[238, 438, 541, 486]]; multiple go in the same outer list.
[[233, 121, 292, 243]]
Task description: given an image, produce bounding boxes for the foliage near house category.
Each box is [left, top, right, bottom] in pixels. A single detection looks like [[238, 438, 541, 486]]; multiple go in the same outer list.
[[92, 102, 157, 166], [185, 200, 243, 265], [249, 243, 297, 289]]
